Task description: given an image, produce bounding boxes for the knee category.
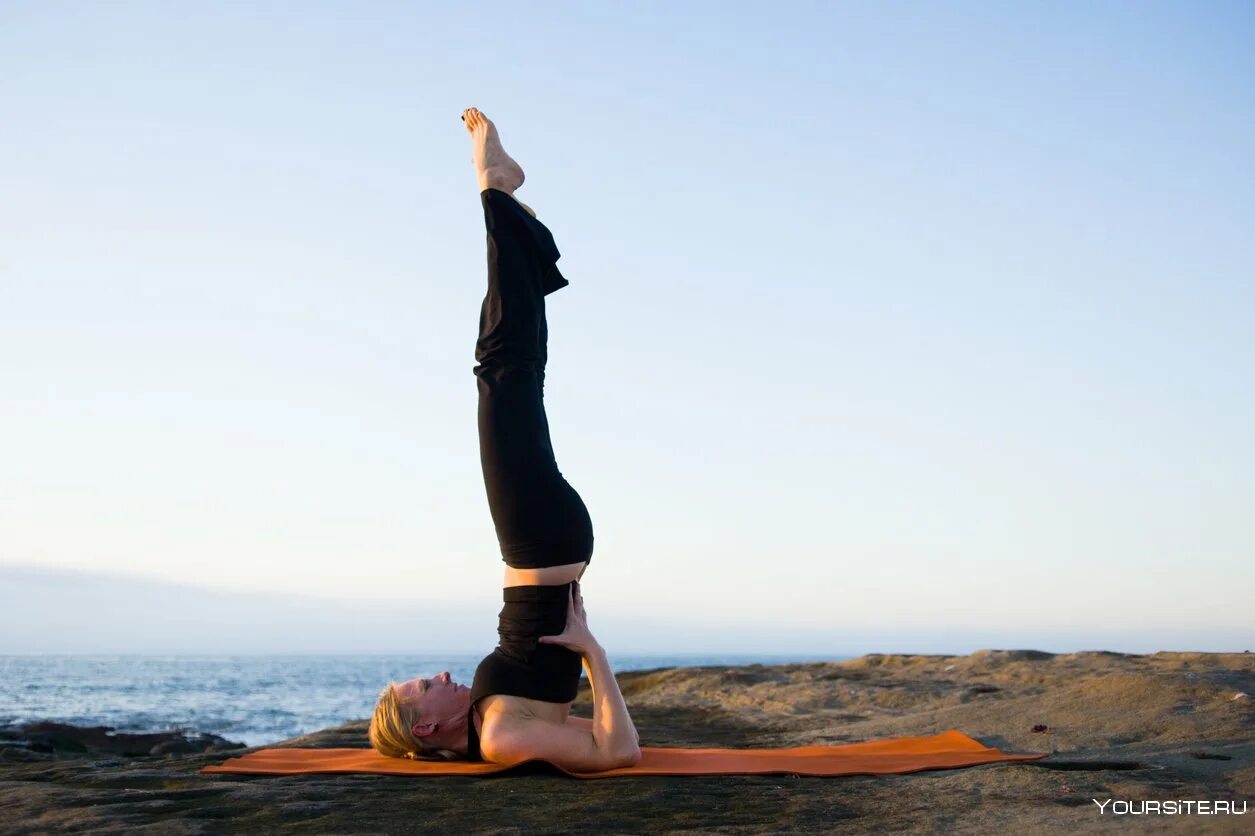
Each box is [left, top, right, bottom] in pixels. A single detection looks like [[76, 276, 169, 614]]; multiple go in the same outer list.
[[474, 337, 542, 370]]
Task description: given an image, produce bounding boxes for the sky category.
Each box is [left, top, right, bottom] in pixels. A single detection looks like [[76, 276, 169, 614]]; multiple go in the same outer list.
[[1, 1, 1251, 655]]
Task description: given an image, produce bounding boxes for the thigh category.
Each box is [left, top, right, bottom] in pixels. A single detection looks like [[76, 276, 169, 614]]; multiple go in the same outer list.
[[476, 367, 562, 538]]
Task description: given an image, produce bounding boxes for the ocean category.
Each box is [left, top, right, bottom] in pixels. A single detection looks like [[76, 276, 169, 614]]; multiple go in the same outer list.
[[0, 653, 835, 746]]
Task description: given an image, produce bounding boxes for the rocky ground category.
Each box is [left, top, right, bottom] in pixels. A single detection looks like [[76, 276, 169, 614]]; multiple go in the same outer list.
[[1, 650, 1250, 834]]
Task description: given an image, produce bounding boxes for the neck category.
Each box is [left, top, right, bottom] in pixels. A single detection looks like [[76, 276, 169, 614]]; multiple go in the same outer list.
[[441, 692, 475, 757]]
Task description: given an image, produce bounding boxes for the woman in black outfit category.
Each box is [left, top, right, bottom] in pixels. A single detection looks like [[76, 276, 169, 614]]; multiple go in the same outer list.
[[368, 108, 641, 772]]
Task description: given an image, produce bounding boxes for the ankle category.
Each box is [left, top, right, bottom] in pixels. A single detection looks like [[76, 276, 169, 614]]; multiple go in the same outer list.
[[478, 168, 515, 196]]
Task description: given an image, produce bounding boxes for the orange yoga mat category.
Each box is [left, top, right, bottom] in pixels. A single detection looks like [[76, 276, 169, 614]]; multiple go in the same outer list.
[[201, 730, 1046, 779]]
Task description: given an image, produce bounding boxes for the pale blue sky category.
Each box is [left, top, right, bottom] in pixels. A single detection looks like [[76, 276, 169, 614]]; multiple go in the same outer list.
[[1, 1, 1251, 653]]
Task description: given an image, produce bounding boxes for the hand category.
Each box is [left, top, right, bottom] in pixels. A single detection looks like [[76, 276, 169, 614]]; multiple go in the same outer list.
[[537, 582, 601, 658]]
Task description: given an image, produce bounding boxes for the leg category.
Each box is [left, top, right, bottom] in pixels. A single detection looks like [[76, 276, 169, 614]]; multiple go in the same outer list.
[[473, 186, 559, 478], [473, 189, 549, 375], [464, 107, 589, 567], [473, 188, 592, 568]]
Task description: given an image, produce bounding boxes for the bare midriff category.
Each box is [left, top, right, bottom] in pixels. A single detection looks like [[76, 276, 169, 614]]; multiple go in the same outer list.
[[502, 560, 588, 588]]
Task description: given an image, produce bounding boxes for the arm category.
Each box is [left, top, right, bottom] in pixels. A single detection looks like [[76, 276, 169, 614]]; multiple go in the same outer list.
[[548, 582, 639, 758], [580, 643, 640, 760], [566, 712, 639, 745]]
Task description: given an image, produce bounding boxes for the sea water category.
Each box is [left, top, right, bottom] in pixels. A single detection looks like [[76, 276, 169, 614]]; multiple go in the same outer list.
[[0, 653, 832, 746]]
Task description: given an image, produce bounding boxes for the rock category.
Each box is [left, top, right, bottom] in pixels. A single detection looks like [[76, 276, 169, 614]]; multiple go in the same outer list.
[[970, 649, 1056, 662], [0, 722, 246, 758], [1, 651, 1251, 833], [149, 739, 201, 756], [0, 746, 54, 762]]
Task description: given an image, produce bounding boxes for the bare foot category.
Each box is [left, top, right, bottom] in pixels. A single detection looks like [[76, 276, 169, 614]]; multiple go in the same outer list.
[[462, 107, 525, 196]]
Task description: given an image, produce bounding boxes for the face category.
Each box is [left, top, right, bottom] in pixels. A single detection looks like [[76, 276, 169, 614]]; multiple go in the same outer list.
[[394, 671, 471, 751]]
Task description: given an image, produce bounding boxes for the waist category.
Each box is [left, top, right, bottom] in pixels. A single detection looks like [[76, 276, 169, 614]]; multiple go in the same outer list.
[[503, 560, 587, 588]]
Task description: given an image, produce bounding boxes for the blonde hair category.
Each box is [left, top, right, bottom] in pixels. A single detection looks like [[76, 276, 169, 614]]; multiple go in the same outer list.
[[369, 682, 462, 761]]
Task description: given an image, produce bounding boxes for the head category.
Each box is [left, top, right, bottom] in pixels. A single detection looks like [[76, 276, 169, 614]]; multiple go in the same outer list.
[[369, 671, 473, 760]]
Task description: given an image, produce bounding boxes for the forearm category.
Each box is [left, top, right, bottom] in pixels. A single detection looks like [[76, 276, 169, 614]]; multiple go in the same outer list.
[[582, 644, 639, 759]]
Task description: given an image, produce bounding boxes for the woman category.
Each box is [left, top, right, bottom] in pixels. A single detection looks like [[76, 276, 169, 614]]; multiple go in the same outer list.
[[369, 107, 641, 772]]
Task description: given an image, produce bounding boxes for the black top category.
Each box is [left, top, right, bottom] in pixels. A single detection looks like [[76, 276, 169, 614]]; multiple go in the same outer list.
[[466, 582, 583, 761]]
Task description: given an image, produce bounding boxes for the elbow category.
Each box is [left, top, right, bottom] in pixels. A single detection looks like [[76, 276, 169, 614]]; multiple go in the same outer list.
[[615, 742, 642, 768]]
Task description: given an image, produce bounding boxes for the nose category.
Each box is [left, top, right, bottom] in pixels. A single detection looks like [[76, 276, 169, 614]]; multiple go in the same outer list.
[[438, 671, 451, 684]]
